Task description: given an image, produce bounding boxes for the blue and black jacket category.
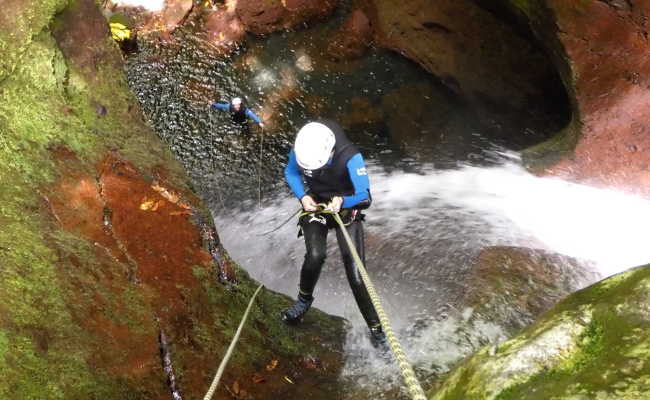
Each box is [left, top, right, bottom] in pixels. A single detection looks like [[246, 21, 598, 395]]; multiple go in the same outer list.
[[211, 102, 262, 124], [284, 120, 371, 209]]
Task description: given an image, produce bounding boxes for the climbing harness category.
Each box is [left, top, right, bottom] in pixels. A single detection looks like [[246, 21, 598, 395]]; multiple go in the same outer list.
[[257, 203, 353, 237], [203, 283, 264, 400], [331, 211, 427, 400]]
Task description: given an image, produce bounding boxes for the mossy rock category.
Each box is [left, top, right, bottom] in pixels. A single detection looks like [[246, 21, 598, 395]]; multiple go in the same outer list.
[[429, 264, 650, 400], [0, 0, 345, 398]]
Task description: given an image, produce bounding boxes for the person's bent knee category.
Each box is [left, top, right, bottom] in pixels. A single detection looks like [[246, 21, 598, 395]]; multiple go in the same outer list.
[[305, 248, 326, 267]]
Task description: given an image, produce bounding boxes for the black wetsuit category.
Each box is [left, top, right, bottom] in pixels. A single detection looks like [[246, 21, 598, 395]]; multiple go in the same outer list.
[[211, 102, 262, 133], [285, 120, 380, 330]]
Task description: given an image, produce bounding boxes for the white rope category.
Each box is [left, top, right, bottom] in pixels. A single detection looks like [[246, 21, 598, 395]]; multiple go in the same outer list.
[[203, 284, 264, 400], [333, 212, 427, 400]]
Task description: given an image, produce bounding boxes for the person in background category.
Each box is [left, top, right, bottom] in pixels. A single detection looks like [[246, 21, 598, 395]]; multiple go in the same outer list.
[[210, 97, 265, 129]]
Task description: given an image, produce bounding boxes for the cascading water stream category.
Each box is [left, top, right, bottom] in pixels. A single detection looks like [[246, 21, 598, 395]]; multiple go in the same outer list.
[[122, 7, 650, 397], [222, 156, 650, 291], [217, 155, 650, 392]]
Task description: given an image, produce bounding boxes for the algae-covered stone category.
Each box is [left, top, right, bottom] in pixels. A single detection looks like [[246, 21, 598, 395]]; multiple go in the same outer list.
[[0, 0, 68, 81], [430, 265, 650, 400], [0, 0, 345, 398]]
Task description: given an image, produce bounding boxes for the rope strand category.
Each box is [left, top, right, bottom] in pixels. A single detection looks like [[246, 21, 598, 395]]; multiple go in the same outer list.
[[203, 284, 264, 400], [333, 212, 427, 400], [203, 206, 427, 400]]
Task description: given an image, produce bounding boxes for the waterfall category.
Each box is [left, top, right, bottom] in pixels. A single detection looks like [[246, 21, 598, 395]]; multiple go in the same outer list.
[[217, 155, 650, 390]]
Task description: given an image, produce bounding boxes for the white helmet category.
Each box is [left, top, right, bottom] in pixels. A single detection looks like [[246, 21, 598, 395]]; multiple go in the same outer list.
[[231, 97, 242, 105], [295, 122, 336, 170]]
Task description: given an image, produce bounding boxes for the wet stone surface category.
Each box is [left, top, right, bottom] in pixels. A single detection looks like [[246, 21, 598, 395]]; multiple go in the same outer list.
[[122, 3, 591, 398], [125, 1, 562, 211]]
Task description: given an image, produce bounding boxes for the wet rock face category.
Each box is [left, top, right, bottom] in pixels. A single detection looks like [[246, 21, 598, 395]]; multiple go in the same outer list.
[[234, 0, 337, 34], [380, 82, 454, 148], [1, 0, 346, 398], [358, 0, 569, 133], [327, 9, 372, 60], [113, 0, 337, 38], [520, 0, 650, 195], [430, 265, 650, 400], [467, 247, 598, 334], [53, 0, 119, 79], [234, 0, 285, 34], [433, 246, 597, 368], [161, 0, 193, 31], [105, 0, 337, 54], [111, 0, 193, 36], [203, 7, 246, 53], [355, 0, 650, 194], [357, 239, 595, 384]]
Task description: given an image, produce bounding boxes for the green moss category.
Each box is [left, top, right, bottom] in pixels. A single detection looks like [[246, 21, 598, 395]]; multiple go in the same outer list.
[[432, 265, 650, 400], [186, 263, 344, 386], [1, 34, 89, 178], [1, 1, 345, 397], [0, 1, 162, 396], [0, 331, 8, 373], [493, 319, 606, 400], [522, 117, 581, 172], [569, 320, 606, 372], [0, 0, 69, 81]]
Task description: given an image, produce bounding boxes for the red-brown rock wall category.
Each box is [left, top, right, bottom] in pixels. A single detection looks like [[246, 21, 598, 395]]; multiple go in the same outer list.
[[541, 1, 650, 195]]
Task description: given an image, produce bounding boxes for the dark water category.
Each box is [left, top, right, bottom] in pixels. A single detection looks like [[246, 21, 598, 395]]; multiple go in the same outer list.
[[125, 6, 585, 398], [126, 2, 566, 211]]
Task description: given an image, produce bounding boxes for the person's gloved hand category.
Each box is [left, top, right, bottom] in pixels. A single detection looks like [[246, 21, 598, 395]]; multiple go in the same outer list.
[[259, 122, 265, 129], [325, 196, 343, 213], [300, 195, 318, 212]]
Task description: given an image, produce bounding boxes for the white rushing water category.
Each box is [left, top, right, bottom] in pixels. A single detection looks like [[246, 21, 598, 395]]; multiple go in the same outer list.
[[370, 159, 650, 276], [219, 156, 650, 296], [216, 156, 650, 395]]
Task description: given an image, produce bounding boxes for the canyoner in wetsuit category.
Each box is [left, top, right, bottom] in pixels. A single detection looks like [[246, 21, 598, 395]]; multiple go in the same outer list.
[[283, 119, 387, 347], [210, 97, 265, 130]]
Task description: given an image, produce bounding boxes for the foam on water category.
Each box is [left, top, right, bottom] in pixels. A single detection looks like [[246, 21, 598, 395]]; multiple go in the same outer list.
[[370, 158, 650, 276], [217, 156, 650, 393]]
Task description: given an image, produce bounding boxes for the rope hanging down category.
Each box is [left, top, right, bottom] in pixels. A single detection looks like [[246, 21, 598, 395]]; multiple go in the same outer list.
[[257, 130, 265, 208], [256, 208, 302, 236], [203, 283, 264, 400], [204, 207, 426, 400], [332, 212, 428, 400]]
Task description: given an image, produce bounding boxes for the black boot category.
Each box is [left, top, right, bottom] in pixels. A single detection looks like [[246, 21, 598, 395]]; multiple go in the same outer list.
[[281, 293, 314, 324], [369, 325, 389, 352]]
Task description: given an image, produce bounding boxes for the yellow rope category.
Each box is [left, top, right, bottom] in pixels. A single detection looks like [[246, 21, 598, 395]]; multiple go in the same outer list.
[[203, 283, 264, 400], [256, 208, 302, 236], [333, 212, 428, 400], [205, 205, 427, 400]]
